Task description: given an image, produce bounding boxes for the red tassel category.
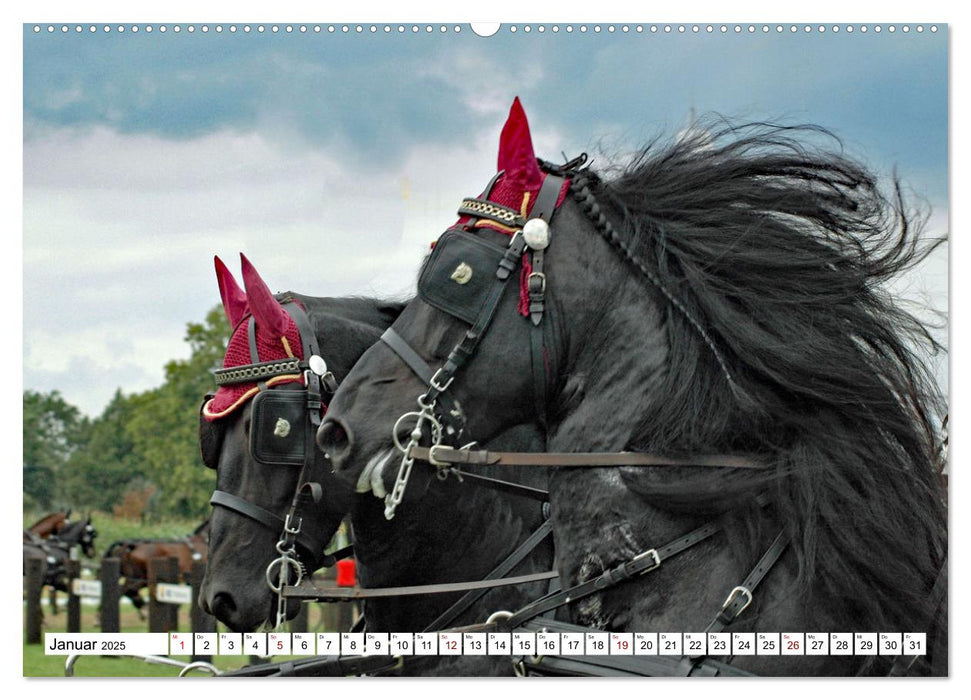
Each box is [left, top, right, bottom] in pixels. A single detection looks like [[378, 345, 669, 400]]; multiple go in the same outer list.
[[336, 558, 356, 587], [518, 253, 532, 317]]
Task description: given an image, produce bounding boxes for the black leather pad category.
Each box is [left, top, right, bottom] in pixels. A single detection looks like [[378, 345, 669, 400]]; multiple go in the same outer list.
[[199, 397, 223, 470], [249, 391, 307, 466], [418, 229, 508, 325]]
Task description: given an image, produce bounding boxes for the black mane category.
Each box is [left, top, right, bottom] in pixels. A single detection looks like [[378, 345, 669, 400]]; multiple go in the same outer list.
[[581, 120, 946, 648]]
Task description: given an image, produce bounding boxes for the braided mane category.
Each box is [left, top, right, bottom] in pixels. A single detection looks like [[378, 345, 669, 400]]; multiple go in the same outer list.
[[576, 119, 946, 648]]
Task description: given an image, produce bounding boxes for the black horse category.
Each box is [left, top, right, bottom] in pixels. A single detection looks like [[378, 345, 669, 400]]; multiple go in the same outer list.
[[317, 100, 948, 676], [52, 517, 98, 559], [24, 515, 98, 612], [197, 255, 553, 675]]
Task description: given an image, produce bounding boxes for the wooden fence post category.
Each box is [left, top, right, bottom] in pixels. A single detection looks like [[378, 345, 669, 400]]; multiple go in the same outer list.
[[188, 560, 215, 662], [65, 558, 81, 633], [25, 558, 45, 644], [148, 556, 179, 633], [99, 557, 121, 633]]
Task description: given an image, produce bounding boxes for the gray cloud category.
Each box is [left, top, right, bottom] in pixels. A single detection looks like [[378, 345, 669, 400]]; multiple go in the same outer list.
[[22, 27, 948, 416]]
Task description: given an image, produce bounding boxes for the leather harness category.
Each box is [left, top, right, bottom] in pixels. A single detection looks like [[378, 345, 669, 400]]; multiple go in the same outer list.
[[206, 158, 940, 677], [283, 158, 794, 676]]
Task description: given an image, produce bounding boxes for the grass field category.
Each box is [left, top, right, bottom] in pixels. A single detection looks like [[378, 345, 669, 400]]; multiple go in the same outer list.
[[73, 512, 207, 554]]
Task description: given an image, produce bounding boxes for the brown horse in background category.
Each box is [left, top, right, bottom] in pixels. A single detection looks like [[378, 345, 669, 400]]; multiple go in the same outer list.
[[102, 520, 210, 616], [24, 510, 71, 542]]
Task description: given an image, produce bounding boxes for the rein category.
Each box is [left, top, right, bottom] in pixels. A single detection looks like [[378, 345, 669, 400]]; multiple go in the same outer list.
[[284, 516, 557, 634], [410, 445, 765, 470]]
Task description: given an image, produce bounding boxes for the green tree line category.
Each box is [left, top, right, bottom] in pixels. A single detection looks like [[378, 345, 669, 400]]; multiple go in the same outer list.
[[23, 306, 230, 520]]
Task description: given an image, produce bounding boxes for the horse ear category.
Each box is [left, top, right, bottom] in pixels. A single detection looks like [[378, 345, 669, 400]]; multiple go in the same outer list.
[[239, 253, 289, 338], [497, 97, 543, 194], [214, 255, 248, 327]]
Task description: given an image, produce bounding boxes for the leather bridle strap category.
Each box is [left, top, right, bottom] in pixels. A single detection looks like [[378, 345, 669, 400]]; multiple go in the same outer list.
[[704, 529, 789, 634], [525, 172, 564, 428], [208, 300, 335, 569], [410, 445, 765, 470], [379, 327, 466, 437], [209, 490, 325, 556], [435, 467, 549, 502], [418, 232, 527, 411], [323, 544, 355, 563], [673, 529, 788, 676], [500, 520, 722, 629]]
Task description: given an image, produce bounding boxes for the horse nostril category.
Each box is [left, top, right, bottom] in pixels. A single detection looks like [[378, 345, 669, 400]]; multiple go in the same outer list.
[[317, 417, 353, 467], [209, 591, 237, 619]]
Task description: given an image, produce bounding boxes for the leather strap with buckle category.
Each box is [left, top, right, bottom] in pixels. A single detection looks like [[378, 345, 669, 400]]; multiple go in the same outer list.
[[410, 444, 766, 470]]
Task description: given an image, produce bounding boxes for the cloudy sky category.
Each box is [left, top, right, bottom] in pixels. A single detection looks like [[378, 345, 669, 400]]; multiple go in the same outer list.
[[22, 19, 949, 418]]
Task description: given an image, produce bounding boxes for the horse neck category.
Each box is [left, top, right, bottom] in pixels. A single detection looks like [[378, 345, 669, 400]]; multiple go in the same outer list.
[[533, 206, 791, 644], [296, 294, 401, 380], [538, 204, 944, 665], [56, 521, 82, 545], [546, 240, 669, 453]]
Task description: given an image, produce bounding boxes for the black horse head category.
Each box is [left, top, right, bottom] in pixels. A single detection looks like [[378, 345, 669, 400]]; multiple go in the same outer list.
[[55, 516, 98, 558], [318, 100, 564, 490], [319, 100, 947, 675], [198, 254, 399, 632]]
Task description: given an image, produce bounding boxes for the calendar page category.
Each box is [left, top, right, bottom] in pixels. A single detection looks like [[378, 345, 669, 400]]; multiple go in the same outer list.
[[20, 2, 949, 685]]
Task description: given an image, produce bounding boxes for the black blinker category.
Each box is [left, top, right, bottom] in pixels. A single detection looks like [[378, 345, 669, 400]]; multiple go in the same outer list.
[[199, 395, 223, 470], [418, 229, 509, 325], [249, 390, 309, 466]]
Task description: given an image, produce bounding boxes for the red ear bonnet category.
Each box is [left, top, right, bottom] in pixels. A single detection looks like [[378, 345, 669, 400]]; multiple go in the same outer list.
[[202, 255, 305, 421], [454, 98, 570, 317], [459, 97, 568, 227], [214, 255, 248, 327]]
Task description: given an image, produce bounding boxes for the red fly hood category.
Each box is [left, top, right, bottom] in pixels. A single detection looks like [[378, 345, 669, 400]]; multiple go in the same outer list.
[[202, 254, 306, 421], [458, 97, 570, 232], [455, 98, 571, 316]]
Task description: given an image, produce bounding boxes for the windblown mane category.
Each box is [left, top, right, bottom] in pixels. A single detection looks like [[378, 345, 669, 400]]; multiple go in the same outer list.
[[581, 120, 946, 647]]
